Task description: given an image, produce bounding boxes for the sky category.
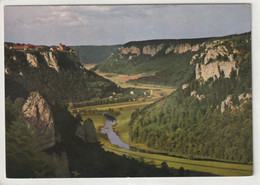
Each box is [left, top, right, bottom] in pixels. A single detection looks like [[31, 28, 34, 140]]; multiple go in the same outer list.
[[4, 4, 251, 46]]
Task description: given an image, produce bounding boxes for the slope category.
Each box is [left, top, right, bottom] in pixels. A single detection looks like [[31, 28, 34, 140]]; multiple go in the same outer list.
[[4, 45, 120, 104], [128, 32, 252, 163], [94, 33, 250, 88]]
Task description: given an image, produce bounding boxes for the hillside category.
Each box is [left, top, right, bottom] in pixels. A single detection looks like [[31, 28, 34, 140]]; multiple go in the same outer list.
[[4, 45, 120, 104], [128, 32, 252, 163], [94, 33, 250, 88], [70, 45, 122, 64], [5, 43, 191, 178]]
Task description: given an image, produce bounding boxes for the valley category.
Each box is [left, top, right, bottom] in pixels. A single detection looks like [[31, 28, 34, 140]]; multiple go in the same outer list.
[[69, 67, 252, 176], [5, 32, 253, 178]]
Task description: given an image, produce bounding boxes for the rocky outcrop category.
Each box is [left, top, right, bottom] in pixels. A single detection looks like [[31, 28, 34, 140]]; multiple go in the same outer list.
[[26, 53, 39, 67], [195, 44, 239, 82], [40, 51, 59, 72], [221, 95, 233, 113], [191, 44, 200, 52], [190, 54, 199, 65], [22, 91, 55, 150], [130, 46, 141, 56], [191, 91, 205, 101], [204, 45, 229, 64], [165, 45, 175, 54], [143, 44, 164, 57], [121, 46, 141, 56], [220, 93, 252, 113], [182, 83, 189, 89], [196, 60, 238, 81], [121, 47, 131, 55], [174, 43, 191, 54], [165, 43, 199, 55], [75, 118, 97, 143]]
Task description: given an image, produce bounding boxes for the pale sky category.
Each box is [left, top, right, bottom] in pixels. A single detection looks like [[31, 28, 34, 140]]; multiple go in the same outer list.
[[4, 4, 251, 46]]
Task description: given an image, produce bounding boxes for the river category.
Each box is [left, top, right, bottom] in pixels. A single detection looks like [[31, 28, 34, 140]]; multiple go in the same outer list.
[[100, 118, 130, 150]]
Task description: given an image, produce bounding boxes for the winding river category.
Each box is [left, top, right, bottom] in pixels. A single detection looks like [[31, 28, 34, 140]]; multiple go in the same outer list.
[[100, 117, 129, 150]]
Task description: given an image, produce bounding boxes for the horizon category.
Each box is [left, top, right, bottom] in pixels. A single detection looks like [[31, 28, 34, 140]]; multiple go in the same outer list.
[[5, 31, 251, 47], [4, 4, 251, 46]]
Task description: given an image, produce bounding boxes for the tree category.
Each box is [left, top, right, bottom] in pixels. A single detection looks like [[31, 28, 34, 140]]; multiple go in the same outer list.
[[161, 161, 169, 170]]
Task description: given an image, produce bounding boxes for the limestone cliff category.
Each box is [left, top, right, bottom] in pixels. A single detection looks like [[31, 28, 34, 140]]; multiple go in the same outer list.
[[22, 91, 55, 150], [220, 93, 252, 113], [143, 44, 164, 57], [75, 118, 97, 143], [194, 44, 239, 81], [26, 53, 39, 67], [40, 51, 60, 72]]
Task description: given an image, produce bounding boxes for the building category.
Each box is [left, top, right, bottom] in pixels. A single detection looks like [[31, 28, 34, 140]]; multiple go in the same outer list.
[[58, 43, 66, 51], [10, 44, 41, 51]]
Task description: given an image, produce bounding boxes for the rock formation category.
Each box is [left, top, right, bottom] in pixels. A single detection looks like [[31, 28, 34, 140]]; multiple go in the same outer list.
[[75, 118, 97, 143], [121, 46, 141, 56], [143, 44, 164, 57], [174, 43, 191, 54], [190, 90, 205, 101], [22, 91, 55, 150], [221, 95, 233, 113], [195, 43, 239, 81], [26, 53, 39, 68], [204, 45, 229, 65], [165, 45, 175, 54], [40, 51, 60, 72]]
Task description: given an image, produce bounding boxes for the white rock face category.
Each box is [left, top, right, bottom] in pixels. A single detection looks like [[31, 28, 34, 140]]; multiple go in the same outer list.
[[190, 91, 205, 101], [121, 46, 141, 56], [174, 43, 191, 54], [190, 54, 199, 65], [41, 52, 59, 72], [204, 45, 229, 64], [182, 83, 189, 89], [195, 43, 239, 82], [26, 53, 39, 67], [130, 46, 141, 56], [196, 60, 238, 81], [121, 47, 131, 55], [165, 45, 175, 54], [143, 44, 164, 57], [191, 44, 200, 52], [221, 95, 233, 113], [219, 61, 238, 78], [22, 91, 55, 150]]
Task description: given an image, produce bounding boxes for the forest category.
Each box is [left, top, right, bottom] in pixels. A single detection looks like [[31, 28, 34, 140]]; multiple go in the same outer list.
[[129, 42, 252, 163]]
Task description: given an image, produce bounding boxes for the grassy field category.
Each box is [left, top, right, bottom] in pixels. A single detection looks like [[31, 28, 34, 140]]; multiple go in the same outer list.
[[103, 146, 253, 176], [95, 70, 175, 95]]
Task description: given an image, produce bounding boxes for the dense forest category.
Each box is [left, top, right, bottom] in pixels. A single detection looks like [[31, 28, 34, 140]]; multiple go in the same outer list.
[[129, 33, 252, 163]]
